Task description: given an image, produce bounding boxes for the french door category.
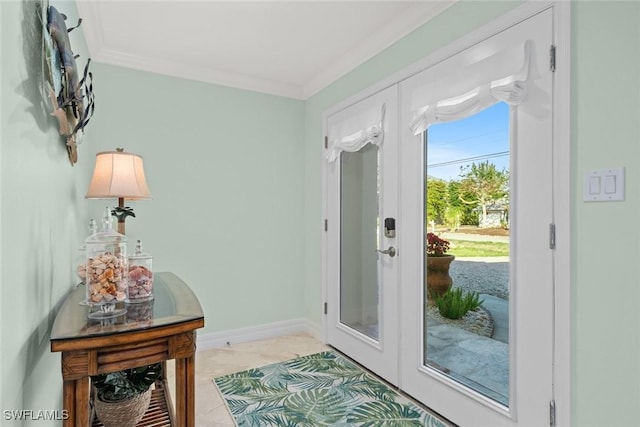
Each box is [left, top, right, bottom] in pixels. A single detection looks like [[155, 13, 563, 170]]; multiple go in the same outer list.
[[325, 5, 557, 427], [325, 86, 399, 384]]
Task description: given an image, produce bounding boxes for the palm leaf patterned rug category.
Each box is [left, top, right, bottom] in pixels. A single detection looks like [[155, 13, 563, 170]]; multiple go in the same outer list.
[[214, 351, 450, 426]]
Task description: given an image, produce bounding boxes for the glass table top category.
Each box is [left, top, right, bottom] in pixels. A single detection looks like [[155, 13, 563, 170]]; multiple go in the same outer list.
[[50, 272, 204, 341]]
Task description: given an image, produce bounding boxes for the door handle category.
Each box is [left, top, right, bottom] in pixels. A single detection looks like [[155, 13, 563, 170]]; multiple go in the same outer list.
[[376, 246, 397, 257]]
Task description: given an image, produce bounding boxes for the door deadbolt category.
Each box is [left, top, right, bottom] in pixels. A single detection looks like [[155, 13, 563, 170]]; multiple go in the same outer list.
[[384, 217, 396, 238]]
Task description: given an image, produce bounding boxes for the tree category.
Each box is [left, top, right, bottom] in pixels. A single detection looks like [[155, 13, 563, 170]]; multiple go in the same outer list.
[[447, 180, 478, 226], [426, 177, 448, 225], [443, 206, 462, 231], [458, 161, 509, 228]]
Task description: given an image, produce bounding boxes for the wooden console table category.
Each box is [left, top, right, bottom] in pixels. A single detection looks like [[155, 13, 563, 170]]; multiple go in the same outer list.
[[50, 272, 204, 427]]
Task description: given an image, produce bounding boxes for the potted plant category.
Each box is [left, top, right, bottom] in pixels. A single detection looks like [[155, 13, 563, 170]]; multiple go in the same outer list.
[[425, 232, 455, 298], [91, 363, 162, 427]]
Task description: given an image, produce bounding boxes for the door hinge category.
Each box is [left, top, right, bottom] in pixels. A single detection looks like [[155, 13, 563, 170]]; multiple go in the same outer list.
[[550, 400, 556, 427], [324, 136, 328, 149], [324, 302, 328, 315], [549, 223, 556, 249], [550, 45, 556, 72], [324, 219, 328, 232]]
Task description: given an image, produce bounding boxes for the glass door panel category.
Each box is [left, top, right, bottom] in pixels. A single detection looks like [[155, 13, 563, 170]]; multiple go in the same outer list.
[[340, 145, 380, 340], [424, 102, 510, 406], [325, 84, 398, 384]]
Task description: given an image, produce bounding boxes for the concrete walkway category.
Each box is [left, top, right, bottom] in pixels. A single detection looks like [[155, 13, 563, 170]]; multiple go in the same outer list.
[[425, 230, 512, 405], [481, 294, 508, 343], [426, 294, 509, 405]]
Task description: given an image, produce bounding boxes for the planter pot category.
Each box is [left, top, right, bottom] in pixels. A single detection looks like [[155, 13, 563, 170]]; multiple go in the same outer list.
[[425, 255, 455, 299], [95, 389, 151, 427]]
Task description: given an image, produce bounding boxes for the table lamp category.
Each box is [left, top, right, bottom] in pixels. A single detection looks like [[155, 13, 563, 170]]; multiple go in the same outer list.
[[85, 148, 151, 235]]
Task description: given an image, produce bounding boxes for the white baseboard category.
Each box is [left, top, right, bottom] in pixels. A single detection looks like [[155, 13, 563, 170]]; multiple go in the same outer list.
[[196, 318, 322, 352]]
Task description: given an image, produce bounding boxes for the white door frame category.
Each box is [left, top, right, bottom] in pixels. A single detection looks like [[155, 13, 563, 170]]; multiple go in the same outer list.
[[320, 2, 571, 425]]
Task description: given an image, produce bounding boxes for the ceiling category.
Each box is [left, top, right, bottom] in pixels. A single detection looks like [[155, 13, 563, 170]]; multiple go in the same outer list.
[[76, 1, 456, 100]]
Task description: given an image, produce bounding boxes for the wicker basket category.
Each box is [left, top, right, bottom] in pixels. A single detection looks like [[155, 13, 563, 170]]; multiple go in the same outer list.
[[95, 389, 152, 427]]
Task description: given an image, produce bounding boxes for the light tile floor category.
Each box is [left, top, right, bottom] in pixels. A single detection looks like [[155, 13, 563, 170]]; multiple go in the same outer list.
[[166, 332, 329, 426]]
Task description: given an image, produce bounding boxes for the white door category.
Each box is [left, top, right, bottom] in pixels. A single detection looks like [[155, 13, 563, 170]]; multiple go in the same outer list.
[[325, 6, 557, 426], [325, 86, 399, 384], [398, 8, 554, 427]]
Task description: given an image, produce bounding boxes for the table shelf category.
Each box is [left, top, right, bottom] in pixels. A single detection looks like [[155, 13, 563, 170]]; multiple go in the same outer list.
[[91, 384, 173, 427]]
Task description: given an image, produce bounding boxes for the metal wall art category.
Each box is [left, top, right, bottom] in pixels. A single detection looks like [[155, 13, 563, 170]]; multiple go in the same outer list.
[[43, 3, 95, 165]]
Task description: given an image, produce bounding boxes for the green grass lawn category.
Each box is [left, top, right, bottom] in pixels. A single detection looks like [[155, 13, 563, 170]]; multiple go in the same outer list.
[[447, 239, 509, 257]]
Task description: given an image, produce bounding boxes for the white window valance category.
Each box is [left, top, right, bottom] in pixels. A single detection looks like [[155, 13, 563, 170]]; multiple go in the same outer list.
[[408, 40, 532, 135], [326, 104, 386, 163]]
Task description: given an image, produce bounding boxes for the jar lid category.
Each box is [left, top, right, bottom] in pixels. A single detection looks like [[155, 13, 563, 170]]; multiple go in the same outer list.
[[129, 239, 151, 260], [86, 207, 127, 244]]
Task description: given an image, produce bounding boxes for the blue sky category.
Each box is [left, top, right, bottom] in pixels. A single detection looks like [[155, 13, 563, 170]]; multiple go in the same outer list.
[[426, 102, 510, 181]]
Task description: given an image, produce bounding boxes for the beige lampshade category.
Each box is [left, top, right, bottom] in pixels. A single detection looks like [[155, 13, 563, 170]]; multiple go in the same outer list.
[[85, 150, 152, 199]]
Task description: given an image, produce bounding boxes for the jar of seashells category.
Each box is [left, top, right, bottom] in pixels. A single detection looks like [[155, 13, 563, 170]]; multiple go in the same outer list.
[[75, 219, 97, 285], [85, 208, 128, 319], [127, 240, 153, 303]]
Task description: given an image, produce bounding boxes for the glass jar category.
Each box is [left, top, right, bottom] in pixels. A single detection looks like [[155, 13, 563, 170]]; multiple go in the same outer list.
[[127, 240, 153, 303], [76, 219, 97, 285], [85, 208, 128, 319]]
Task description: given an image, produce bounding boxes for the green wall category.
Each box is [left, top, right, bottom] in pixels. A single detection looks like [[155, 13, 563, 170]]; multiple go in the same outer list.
[[3, 1, 640, 426], [86, 63, 306, 333], [0, 1, 92, 424], [571, 2, 640, 426], [1, 0, 306, 421]]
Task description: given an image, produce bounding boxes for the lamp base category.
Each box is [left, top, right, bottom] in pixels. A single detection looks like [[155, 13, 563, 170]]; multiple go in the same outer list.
[[111, 200, 135, 235], [117, 220, 125, 235]]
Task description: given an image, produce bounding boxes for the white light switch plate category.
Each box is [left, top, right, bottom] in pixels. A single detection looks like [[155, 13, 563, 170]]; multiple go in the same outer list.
[[583, 167, 624, 202]]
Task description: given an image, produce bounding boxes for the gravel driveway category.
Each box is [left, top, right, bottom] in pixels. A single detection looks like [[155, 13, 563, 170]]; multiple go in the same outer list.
[[449, 257, 509, 299]]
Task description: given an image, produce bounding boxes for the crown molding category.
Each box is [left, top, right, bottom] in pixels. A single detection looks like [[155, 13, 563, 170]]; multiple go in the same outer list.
[[76, 1, 305, 99], [302, 1, 457, 99], [96, 47, 307, 99], [76, 1, 457, 100]]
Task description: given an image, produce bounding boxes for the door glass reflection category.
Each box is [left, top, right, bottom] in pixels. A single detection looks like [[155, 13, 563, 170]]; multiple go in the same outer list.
[[340, 144, 380, 340], [424, 102, 510, 406]]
